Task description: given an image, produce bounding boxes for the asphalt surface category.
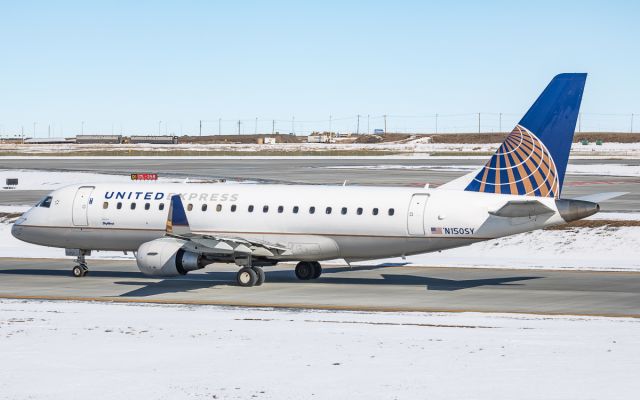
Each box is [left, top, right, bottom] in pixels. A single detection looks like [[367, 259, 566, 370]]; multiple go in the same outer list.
[[0, 258, 638, 317], [0, 157, 638, 316], [1, 158, 639, 211]]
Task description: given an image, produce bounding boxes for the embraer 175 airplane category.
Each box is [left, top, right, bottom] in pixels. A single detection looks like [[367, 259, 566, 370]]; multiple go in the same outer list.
[[12, 73, 617, 287]]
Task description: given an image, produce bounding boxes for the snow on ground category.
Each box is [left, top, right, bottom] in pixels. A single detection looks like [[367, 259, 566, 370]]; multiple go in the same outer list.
[[324, 163, 640, 177], [357, 226, 640, 271], [2, 139, 640, 157], [0, 169, 251, 191], [1, 205, 638, 270], [0, 299, 638, 400]]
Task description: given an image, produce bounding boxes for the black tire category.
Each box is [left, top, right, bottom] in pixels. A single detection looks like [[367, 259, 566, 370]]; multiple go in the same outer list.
[[295, 262, 314, 280], [311, 262, 322, 279], [253, 267, 265, 286], [236, 267, 258, 287], [72, 265, 85, 278]]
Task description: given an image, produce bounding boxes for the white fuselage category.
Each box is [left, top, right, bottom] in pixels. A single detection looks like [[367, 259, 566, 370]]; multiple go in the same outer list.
[[12, 182, 567, 262]]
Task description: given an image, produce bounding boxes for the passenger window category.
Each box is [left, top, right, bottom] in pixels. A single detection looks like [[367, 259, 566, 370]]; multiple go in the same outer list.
[[341, 207, 347, 215], [131, 202, 136, 210], [326, 207, 332, 214], [357, 207, 363, 215], [117, 202, 122, 210], [372, 208, 379, 215], [202, 204, 208, 212], [187, 203, 193, 211], [248, 205, 254, 212], [309, 206, 315, 214], [145, 203, 150, 210], [159, 203, 165, 211], [293, 206, 299, 214], [263, 205, 269, 213], [231, 204, 237, 212], [278, 206, 284, 213], [103, 202, 109, 209], [388, 208, 395, 216], [216, 204, 222, 212]]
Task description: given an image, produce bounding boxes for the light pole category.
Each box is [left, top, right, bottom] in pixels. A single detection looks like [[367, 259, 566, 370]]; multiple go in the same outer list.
[[356, 115, 360, 135]]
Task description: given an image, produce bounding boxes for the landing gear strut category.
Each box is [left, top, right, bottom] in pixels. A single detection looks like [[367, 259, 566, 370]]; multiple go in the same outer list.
[[71, 250, 90, 277], [295, 261, 322, 280]]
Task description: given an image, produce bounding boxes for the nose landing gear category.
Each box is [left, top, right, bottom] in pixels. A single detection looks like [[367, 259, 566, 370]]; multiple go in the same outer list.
[[69, 250, 90, 277]]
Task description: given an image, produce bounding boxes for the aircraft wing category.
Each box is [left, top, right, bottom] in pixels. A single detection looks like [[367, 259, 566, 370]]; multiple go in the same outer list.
[[165, 195, 292, 258]]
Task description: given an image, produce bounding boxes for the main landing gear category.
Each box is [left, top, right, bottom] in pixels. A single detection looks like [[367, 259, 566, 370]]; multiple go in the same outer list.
[[71, 250, 90, 277], [236, 266, 265, 287], [295, 261, 322, 280]]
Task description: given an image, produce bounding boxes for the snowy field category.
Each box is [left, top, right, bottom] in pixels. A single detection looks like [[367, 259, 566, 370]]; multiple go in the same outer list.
[[1, 204, 639, 271], [0, 299, 638, 400], [0, 169, 248, 191], [1, 139, 640, 157]]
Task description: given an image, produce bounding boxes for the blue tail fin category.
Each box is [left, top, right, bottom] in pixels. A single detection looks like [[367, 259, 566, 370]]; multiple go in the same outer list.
[[166, 195, 191, 236], [465, 73, 587, 198]]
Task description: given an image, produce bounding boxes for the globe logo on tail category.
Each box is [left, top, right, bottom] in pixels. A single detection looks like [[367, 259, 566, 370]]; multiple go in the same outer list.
[[466, 125, 560, 198]]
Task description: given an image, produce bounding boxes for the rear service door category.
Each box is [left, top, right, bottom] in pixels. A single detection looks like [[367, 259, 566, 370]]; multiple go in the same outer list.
[[72, 186, 95, 226], [407, 194, 429, 235]]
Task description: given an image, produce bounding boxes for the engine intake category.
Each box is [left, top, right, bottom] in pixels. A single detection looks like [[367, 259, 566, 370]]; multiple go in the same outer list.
[[136, 237, 209, 277]]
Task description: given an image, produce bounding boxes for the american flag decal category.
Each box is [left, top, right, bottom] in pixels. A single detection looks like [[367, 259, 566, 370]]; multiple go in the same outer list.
[[431, 227, 443, 235]]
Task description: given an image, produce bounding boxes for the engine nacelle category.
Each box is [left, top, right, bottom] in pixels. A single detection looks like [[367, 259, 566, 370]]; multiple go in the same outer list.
[[136, 237, 208, 277]]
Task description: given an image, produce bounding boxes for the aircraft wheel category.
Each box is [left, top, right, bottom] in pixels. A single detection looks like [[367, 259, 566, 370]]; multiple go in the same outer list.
[[311, 262, 322, 279], [253, 267, 265, 286], [72, 265, 87, 278], [237, 267, 257, 287], [295, 262, 315, 280]]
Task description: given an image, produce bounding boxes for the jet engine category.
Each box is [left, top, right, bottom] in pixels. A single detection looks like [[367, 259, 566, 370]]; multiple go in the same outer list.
[[136, 237, 210, 277]]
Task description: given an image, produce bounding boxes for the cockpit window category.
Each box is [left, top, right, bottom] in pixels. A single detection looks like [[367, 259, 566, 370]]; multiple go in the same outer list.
[[37, 196, 53, 208]]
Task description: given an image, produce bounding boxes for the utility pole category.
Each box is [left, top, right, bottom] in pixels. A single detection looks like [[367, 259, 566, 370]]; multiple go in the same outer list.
[[218, 118, 221, 135], [272, 119, 275, 134], [292, 116, 295, 135], [81, 121, 84, 135], [254, 117, 258, 135], [631, 113, 635, 133], [237, 120, 241, 135], [367, 114, 370, 134], [478, 113, 481, 134], [578, 113, 581, 132], [199, 120, 202, 136], [499, 113, 502, 133], [356, 114, 360, 135], [435, 113, 438, 134], [158, 120, 161, 135], [48, 124, 51, 138], [383, 114, 387, 134], [33, 122, 36, 138], [329, 115, 332, 133]]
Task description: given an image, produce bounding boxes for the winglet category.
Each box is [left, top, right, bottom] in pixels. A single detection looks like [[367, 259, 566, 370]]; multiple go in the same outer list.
[[166, 195, 191, 236]]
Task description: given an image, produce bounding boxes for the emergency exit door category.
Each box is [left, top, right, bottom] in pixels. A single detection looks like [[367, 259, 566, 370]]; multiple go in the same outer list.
[[72, 186, 94, 226], [407, 194, 429, 235]]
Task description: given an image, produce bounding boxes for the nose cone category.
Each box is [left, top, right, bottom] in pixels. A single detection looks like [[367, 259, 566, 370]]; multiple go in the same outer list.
[[555, 199, 600, 223], [11, 216, 26, 240]]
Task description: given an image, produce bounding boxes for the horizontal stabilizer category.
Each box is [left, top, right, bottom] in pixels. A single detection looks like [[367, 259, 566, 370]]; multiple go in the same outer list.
[[489, 200, 554, 218], [571, 192, 627, 203]]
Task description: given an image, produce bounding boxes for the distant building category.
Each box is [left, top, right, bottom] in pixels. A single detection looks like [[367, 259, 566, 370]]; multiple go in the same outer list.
[[76, 135, 123, 144], [307, 133, 335, 143], [128, 136, 178, 144], [373, 129, 384, 135]]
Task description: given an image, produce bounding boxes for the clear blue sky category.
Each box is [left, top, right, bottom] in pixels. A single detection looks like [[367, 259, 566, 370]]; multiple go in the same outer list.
[[1, 0, 638, 136]]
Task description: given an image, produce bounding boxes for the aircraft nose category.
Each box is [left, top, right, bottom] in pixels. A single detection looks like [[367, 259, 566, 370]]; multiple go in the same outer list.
[[11, 217, 26, 239]]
